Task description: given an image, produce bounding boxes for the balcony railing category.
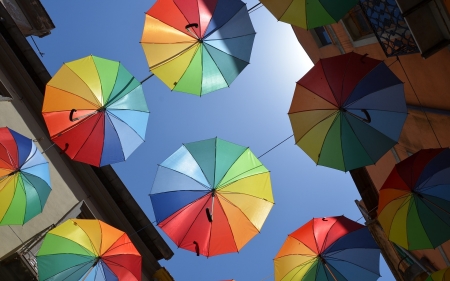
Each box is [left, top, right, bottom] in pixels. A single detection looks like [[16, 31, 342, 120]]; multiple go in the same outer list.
[[359, 0, 420, 57]]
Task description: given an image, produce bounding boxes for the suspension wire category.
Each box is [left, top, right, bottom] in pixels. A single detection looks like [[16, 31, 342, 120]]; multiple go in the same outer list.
[[140, 73, 154, 84], [248, 2, 262, 13], [258, 135, 294, 159], [397, 56, 442, 148], [249, 4, 264, 14], [129, 220, 157, 237], [30, 36, 44, 57]]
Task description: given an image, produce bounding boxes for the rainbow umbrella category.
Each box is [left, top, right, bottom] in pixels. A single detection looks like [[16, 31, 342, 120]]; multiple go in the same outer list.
[[260, 0, 358, 29], [140, 0, 255, 96], [426, 267, 450, 281], [274, 216, 381, 281], [378, 148, 450, 250], [150, 137, 274, 257], [0, 127, 51, 225], [37, 219, 141, 281], [289, 52, 407, 171], [43, 55, 149, 167]]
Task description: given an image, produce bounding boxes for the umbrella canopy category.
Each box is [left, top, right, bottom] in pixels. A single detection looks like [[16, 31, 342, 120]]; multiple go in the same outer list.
[[289, 52, 407, 172], [43, 55, 149, 167], [260, 0, 358, 29], [426, 267, 450, 281], [0, 127, 51, 225], [37, 219, 141, 281], [378, 148, 450, 250], [150, 137, 274, 257], [141, 0, 255, 96], [274, 216, 381, 281]]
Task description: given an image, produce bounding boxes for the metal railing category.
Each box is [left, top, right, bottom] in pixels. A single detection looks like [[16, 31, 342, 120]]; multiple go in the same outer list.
[[359, 0, 420, 57]]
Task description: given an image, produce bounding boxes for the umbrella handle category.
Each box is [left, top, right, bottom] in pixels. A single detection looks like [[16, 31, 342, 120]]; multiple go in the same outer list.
[[206, 208, 213, 222], [69, 109, 77, 122], [185, 23, 198, 29], [59, 143, 69, 155], [361, 109, 371, 123], [193, 241, 200, 256]]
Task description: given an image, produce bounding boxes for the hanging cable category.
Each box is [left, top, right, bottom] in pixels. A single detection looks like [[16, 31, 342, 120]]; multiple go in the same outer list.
[[140, 73, 154, 84], [30, 36, 44, 57], [259, 273, 274, 281], [397, 56, 442, 148], [248, 2, 263, 13], [258, 135, 294, 159]]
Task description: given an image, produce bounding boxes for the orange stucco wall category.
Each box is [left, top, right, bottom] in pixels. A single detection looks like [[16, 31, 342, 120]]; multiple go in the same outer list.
[[293, 18, 450, 273]]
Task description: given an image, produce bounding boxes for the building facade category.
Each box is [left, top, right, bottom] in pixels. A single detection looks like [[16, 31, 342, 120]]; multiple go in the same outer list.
[[0, 1, 174, 280], [292, 1, 450, 280]]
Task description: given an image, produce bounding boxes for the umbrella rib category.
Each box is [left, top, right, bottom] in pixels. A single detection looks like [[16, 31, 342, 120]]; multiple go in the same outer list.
[[21, 161, 49, 173], [272, 0, 295, 23], [325, 250, 382, 275], [217, 193, 262, 234], [203, 4, 248, 38], [19, 173, 45, 214], [204, 37, 253, 64], [321, 219, 340, 254], [205, 44, 230, 87], [44, 86, 100, 110], [103, 78, 139, 107], [0, 135, 17, 168], [174, 195, 211, 249], [292, 111, 338, 145], [214, 147, 248, 188], [103, 113, 126, 161], [71, 114, 103, 163], [315, 113, 341, 167], [42, 260, 95, 281], [343, 62, 392, 108], [68, 220, 100, 257], [48, 110, 99, 139], [216, 169, 269, 191], [319, 60, 341, 107], [156, 193, 210, 227], [153, 165, 210, 191], [277, 257, 317, 281], [100, 257, 139, 281], [0, 175, 19, 223], [106, 110, 146, 144], [204, 32, 256, 43], [180, 144, 213, 189], [218, 190, 272, 203], [150, 43, 199, 70], [213, 197, 240, 254], [64, 63, 102, 107], [342, 114, 378, 163]]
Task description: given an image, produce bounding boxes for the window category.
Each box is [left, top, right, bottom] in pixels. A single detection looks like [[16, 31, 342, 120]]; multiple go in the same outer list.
[[311, 26, 332, 48], [342, 5, 374, 41]]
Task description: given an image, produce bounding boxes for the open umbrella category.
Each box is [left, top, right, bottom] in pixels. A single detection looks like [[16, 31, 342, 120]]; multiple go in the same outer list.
[[43, 55, 149, 167], [426, 267, 450, 281], [260, 0, 358, 29], [378, 148, 450, 250], [0, 127, 51, 225], [289, 52, 407, 172], [140, 0, 255, 96], [150, 137, 274, 257], [37, 219, 141, 281], [274, 216, 381, 281]]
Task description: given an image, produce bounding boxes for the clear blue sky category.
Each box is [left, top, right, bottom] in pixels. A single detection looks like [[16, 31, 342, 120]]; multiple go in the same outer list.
[[33, 1, 395, 280]]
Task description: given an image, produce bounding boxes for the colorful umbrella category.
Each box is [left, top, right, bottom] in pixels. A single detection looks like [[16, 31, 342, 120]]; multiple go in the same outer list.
[[260, 0, 358, 29], [0, 127, 51, 225], [43, 55, 149, 167], [289, 52, 407, 171], [150, 137, 274, 257], [426, 267, 450, 281], [378, 148, 450, 250], [140, 0, 255, 96], [274, 216, 381, 281], [37, 219, 141, 281]]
